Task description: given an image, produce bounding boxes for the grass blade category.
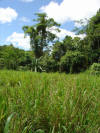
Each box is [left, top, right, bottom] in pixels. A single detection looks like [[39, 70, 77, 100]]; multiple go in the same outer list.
[[4, 112, 15, 133]]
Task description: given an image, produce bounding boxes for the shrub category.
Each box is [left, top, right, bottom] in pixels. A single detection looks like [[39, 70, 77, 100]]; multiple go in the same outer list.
[[90, 63, 100, 75], [60, 51, 87, 73], [39, 55, 59, 72]]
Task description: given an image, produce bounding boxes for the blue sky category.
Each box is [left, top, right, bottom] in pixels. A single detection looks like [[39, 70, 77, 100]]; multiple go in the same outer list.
[[0, 0, 100, 50]]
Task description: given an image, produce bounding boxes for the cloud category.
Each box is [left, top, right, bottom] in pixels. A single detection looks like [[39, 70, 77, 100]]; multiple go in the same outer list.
[[49, 27, 86, 40], [20, 17, 30, 22], [74, 19, 89, 28], [40, 0, 100, 24], [6, 32, 30, 50], [20, 0, 34, 2], [0, 7, 18, 23]]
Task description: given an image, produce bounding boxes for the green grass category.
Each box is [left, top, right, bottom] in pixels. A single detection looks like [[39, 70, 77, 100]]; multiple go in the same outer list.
[[0, 70, 100, 133]]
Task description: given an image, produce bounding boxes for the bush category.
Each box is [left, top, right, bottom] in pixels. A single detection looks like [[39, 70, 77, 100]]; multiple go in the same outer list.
[[60, 51, 87, 73], [39, 55, 59, 72], [90, 63, 100, 75]]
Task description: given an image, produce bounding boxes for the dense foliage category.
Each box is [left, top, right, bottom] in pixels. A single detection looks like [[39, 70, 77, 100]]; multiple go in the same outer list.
[[90, 63, 100, 75], [0, 45, 34, 70]]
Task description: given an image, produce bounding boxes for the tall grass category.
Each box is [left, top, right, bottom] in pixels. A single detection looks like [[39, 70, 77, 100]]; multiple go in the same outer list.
[[0, 70, 100, 133]]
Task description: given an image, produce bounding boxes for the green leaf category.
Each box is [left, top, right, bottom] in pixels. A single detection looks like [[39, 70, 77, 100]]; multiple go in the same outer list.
[[22, 126, 28, 133]]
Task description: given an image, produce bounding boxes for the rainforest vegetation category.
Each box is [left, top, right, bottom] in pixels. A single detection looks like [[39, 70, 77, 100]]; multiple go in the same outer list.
[[0, 10, 100, 73], [0, 9, 100, 133]]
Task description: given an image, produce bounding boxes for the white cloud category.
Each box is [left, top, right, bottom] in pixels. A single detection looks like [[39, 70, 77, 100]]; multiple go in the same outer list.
[[49, 27, 86, 40], [20, 0, 34, 2], [74, 19, 89, 28], [0, 7, 18, 23], [20, 17, 30, 22], [74, 22, 82, 28], [6, 32, 30, 50], [40, 0, 100, 24]]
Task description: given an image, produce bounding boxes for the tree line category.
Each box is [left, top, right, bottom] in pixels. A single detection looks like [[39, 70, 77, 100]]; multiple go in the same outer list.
[[0, 10, 100, 73]]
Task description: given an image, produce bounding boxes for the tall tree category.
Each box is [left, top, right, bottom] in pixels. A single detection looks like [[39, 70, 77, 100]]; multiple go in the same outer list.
[[23, 13, 60, 59], [87, 9, 100, 50], [73, 9, 100, 64]]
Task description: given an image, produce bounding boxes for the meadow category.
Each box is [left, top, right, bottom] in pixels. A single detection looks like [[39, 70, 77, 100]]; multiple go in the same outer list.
[[0, 70, 100, 133]]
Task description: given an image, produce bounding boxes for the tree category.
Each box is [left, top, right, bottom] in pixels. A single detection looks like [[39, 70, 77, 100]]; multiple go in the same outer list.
[[23, 13, 60, 72], [0, 45, 26, 70], [63, 36, 74, 51], [85, 9, 100, 51], [60, 51, 87, 73], [23, 13, 60, 59], [73, 9, 100, 65], [86, 9, 100, 63], [52, 41, 66, 62]]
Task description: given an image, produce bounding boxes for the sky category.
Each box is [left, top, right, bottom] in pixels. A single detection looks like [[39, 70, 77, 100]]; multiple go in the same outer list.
[[0, 0, 100, 50]]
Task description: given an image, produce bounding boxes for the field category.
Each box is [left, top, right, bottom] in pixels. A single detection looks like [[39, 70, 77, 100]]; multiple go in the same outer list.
[[0, 70, 100, 133]]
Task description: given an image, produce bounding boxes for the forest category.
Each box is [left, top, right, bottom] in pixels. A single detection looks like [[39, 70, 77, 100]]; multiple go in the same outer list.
[[0, 10, 100, 73]]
